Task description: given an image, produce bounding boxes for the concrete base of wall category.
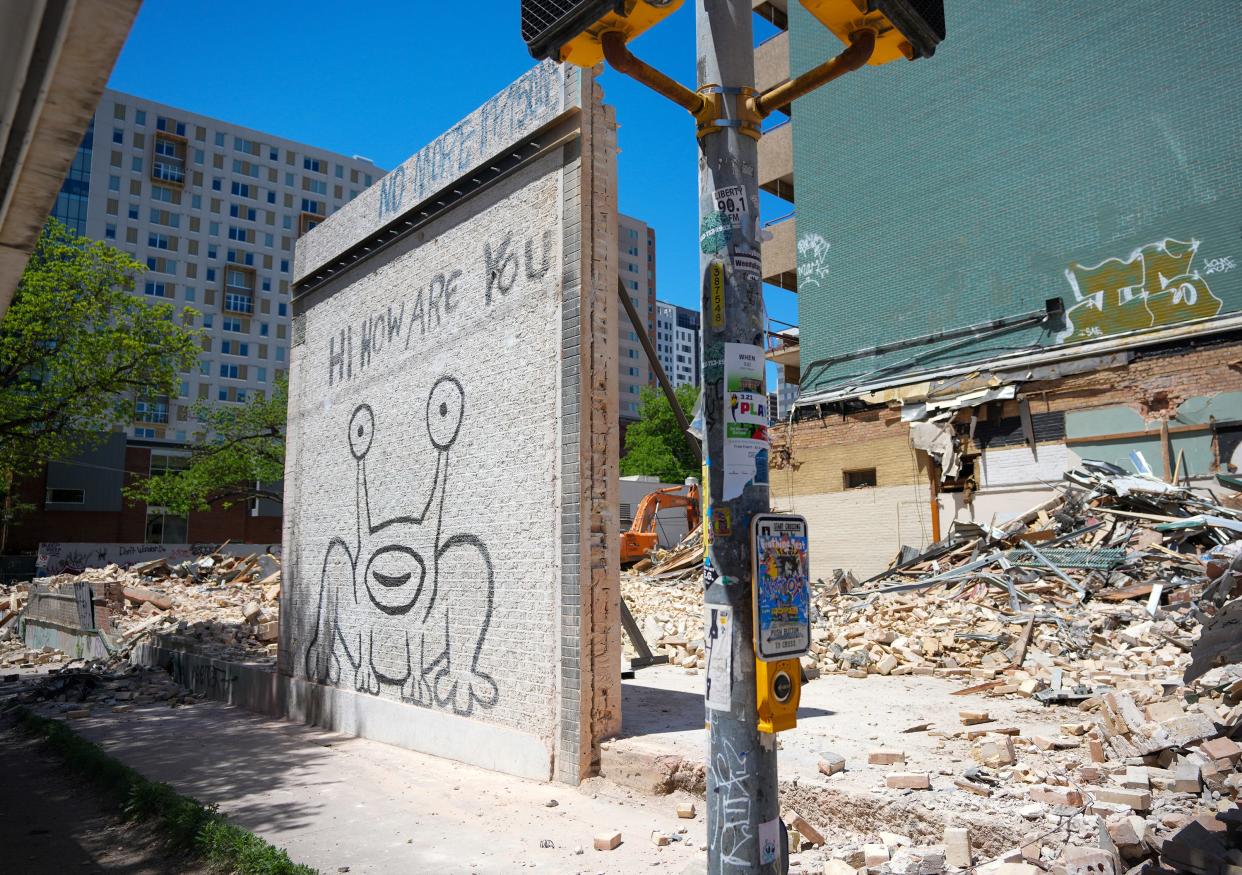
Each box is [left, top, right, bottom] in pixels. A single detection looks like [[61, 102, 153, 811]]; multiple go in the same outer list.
[[23, 619, 110, 659], [130, 641, 553, 782]]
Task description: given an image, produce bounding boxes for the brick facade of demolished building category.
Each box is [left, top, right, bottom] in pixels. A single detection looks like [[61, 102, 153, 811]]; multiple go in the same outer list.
[[772, 335, 1242, 581]]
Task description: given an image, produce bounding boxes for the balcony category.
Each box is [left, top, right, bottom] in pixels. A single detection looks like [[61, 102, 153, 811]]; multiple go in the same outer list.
[[150, 132, 186, 188], [765, 325, 800, 384], [755, 30, 789, 104], [762, 214, 797, 291], [752, 0, 788, 29], [758, 119, 793, 201]]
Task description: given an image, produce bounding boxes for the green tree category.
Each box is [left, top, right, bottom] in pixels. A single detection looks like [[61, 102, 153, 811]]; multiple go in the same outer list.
[[126, 376, 287, 514], [620, 384, 700, 484], [0, 219, 198, 474]]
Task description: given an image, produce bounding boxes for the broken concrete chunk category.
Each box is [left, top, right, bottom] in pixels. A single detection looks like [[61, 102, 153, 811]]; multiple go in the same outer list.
[[868, 749, 906, 765], [819, 752, 847, 776], [863, 844, 891, 867], [944, 828, 971, 869], [960, 710, 991, 726], [593, 831, 622, 851], [888, 846, 946, 875], [676, 802, 696, 819]]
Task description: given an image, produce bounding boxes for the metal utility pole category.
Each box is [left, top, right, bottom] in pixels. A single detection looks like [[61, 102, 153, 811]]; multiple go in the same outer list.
[[521, 4, 943, 872], [693, 3, 778, 871]]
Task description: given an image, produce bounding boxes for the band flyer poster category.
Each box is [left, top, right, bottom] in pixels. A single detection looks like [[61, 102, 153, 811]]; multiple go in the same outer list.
[[723, 342, 769, 500], [753, 515, 810, 661]]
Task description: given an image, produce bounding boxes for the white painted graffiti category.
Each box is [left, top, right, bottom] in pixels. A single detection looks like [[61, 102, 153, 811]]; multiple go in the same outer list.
[[796, 233, 831, 291], [1202, 256, 1237, 276], [710, 738, 755, 870]]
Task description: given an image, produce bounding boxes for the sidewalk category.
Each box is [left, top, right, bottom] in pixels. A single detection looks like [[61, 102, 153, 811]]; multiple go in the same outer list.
[[33, 697, 707, 874]]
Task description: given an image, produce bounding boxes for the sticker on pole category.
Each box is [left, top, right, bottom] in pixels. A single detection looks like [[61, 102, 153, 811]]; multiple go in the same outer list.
[[722, 343, 769, 501], [709, 261, 725, 328], [713, 185, 749, 228], [704, 605, 733, 712], [752, 514, 811, 662]]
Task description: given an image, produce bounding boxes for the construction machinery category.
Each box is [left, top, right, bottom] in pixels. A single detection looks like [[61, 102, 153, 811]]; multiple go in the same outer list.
[[620, 478, 701, 566]]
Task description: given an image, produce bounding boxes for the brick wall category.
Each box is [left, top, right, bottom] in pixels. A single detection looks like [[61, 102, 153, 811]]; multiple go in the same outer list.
[[774, 338, 1242, 576], [9, 446, 279, 552], [283, 66, 618, 783]]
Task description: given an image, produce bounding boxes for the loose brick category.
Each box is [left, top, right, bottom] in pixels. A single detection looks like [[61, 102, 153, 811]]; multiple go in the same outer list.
[[868, 749, 906, 765], [886, 772, 931, 790]]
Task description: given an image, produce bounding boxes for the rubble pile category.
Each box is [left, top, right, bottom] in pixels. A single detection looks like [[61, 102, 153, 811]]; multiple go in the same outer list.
[[7, 663, 201, 712], [623, 462, 1242, 874], [29, 549, 281, 664]]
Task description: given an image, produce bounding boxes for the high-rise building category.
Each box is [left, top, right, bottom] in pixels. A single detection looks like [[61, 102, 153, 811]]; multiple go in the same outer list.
[[618, 213, 657, 421], [655, 300, 701, 389], [17, 89, 383, 550]]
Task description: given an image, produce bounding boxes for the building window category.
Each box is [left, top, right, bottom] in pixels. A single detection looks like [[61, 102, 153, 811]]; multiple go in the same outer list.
[[303, 157, 325, 173], [134, 109, 146, 127], [144, 281, 168, 298], [46, 488, 85, 504], [211, 177, 222, 191], [277, 303, 287, 317], [135, 398, 169, 424], [229, 204, 256, 221], [219, 363, 240, 379], [843, 468, 877, 490], [222, 317, 243, 332], [231, 181, 254, 199], [104, 224, 116, 240], [257, 367, 267, 382], [300, 197, 323, 214], [184, 286, 196, 302], [224, 292, 254, 313], [145, 508, 188, 545], [128, 204, 139, 220]]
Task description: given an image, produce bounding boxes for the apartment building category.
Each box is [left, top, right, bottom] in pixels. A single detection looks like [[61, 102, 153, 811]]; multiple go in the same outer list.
[[14, 89, 383, 550], [654, 300, 701, 389], [618, 213, 658, 421]]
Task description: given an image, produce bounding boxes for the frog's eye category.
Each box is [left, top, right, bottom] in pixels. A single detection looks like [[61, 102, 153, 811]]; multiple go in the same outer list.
[[348, 404, 374, 460], [426, 377, 464, 450]]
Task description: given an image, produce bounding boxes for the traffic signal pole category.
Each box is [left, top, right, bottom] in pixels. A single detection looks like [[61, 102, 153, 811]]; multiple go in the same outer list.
[[693, 3, 780, 872], [521, 3, 942, 872]]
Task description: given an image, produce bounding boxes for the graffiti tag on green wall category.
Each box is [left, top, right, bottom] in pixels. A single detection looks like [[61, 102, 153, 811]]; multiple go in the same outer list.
[[1058, 238, 1223, 343]]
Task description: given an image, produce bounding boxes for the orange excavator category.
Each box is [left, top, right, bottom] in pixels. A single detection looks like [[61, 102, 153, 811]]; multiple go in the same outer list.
[[620, 479, 701, 566]]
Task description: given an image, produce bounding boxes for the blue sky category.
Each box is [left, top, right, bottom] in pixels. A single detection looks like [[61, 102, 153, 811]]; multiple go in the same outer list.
[[109, 1, 795, 381]]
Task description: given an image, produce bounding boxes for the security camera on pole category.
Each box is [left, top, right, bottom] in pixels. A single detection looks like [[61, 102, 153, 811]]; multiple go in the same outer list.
[[521, 2, 943, 870]]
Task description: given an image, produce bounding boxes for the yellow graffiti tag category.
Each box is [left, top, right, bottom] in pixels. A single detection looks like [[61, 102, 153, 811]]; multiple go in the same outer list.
[[1059, 239, 1222, 343]]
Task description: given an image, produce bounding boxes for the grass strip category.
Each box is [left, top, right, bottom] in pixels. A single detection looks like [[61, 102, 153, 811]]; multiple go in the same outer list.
[[14, 707, 317, 875]]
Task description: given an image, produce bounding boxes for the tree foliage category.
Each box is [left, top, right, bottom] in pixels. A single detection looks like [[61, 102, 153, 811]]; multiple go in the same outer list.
[[620, 384, 700, 484], [0, 220, 198, 473], [126, 376, 287, 514]]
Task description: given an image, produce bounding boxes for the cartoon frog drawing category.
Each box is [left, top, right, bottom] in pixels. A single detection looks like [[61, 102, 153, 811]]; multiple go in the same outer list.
[[304, 376, 498, 717]]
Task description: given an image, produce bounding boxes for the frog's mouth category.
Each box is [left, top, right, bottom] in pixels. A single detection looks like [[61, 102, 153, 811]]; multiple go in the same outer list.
[[363, 545, 427, 615]]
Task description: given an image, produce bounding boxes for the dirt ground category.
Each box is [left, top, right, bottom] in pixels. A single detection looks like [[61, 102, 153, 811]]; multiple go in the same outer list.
[[0, 716, 213, 875]]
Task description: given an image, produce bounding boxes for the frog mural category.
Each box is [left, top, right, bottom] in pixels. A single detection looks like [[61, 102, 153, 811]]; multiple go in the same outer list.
[[303, 376, 498, 717]]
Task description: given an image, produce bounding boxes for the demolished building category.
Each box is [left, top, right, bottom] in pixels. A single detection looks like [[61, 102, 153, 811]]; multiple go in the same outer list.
[[765, 2, 1242, 581]]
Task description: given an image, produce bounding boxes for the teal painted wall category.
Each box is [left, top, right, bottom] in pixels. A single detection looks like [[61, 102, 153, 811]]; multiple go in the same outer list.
[[790, 2, 1242, 394]]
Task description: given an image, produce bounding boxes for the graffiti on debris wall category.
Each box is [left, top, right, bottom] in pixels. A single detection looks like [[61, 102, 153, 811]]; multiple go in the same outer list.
[[303, 377, 498, 717], [1057, 238, 1223, 343]]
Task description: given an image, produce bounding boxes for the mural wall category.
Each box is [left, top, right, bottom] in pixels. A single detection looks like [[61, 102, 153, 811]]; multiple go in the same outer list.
[[283, 63, 619, 782]]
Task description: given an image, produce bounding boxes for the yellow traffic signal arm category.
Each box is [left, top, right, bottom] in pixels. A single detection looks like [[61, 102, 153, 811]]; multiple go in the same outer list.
[[750, 26, 875, 119], [599, 30, 708, 119]]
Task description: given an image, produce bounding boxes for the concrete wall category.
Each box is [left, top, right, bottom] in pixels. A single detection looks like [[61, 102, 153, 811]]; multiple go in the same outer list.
[[283, 63, 619, 783]]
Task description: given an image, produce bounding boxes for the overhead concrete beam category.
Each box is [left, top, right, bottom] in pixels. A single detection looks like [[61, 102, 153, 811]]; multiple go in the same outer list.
[[0, 0, 140, 319]]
